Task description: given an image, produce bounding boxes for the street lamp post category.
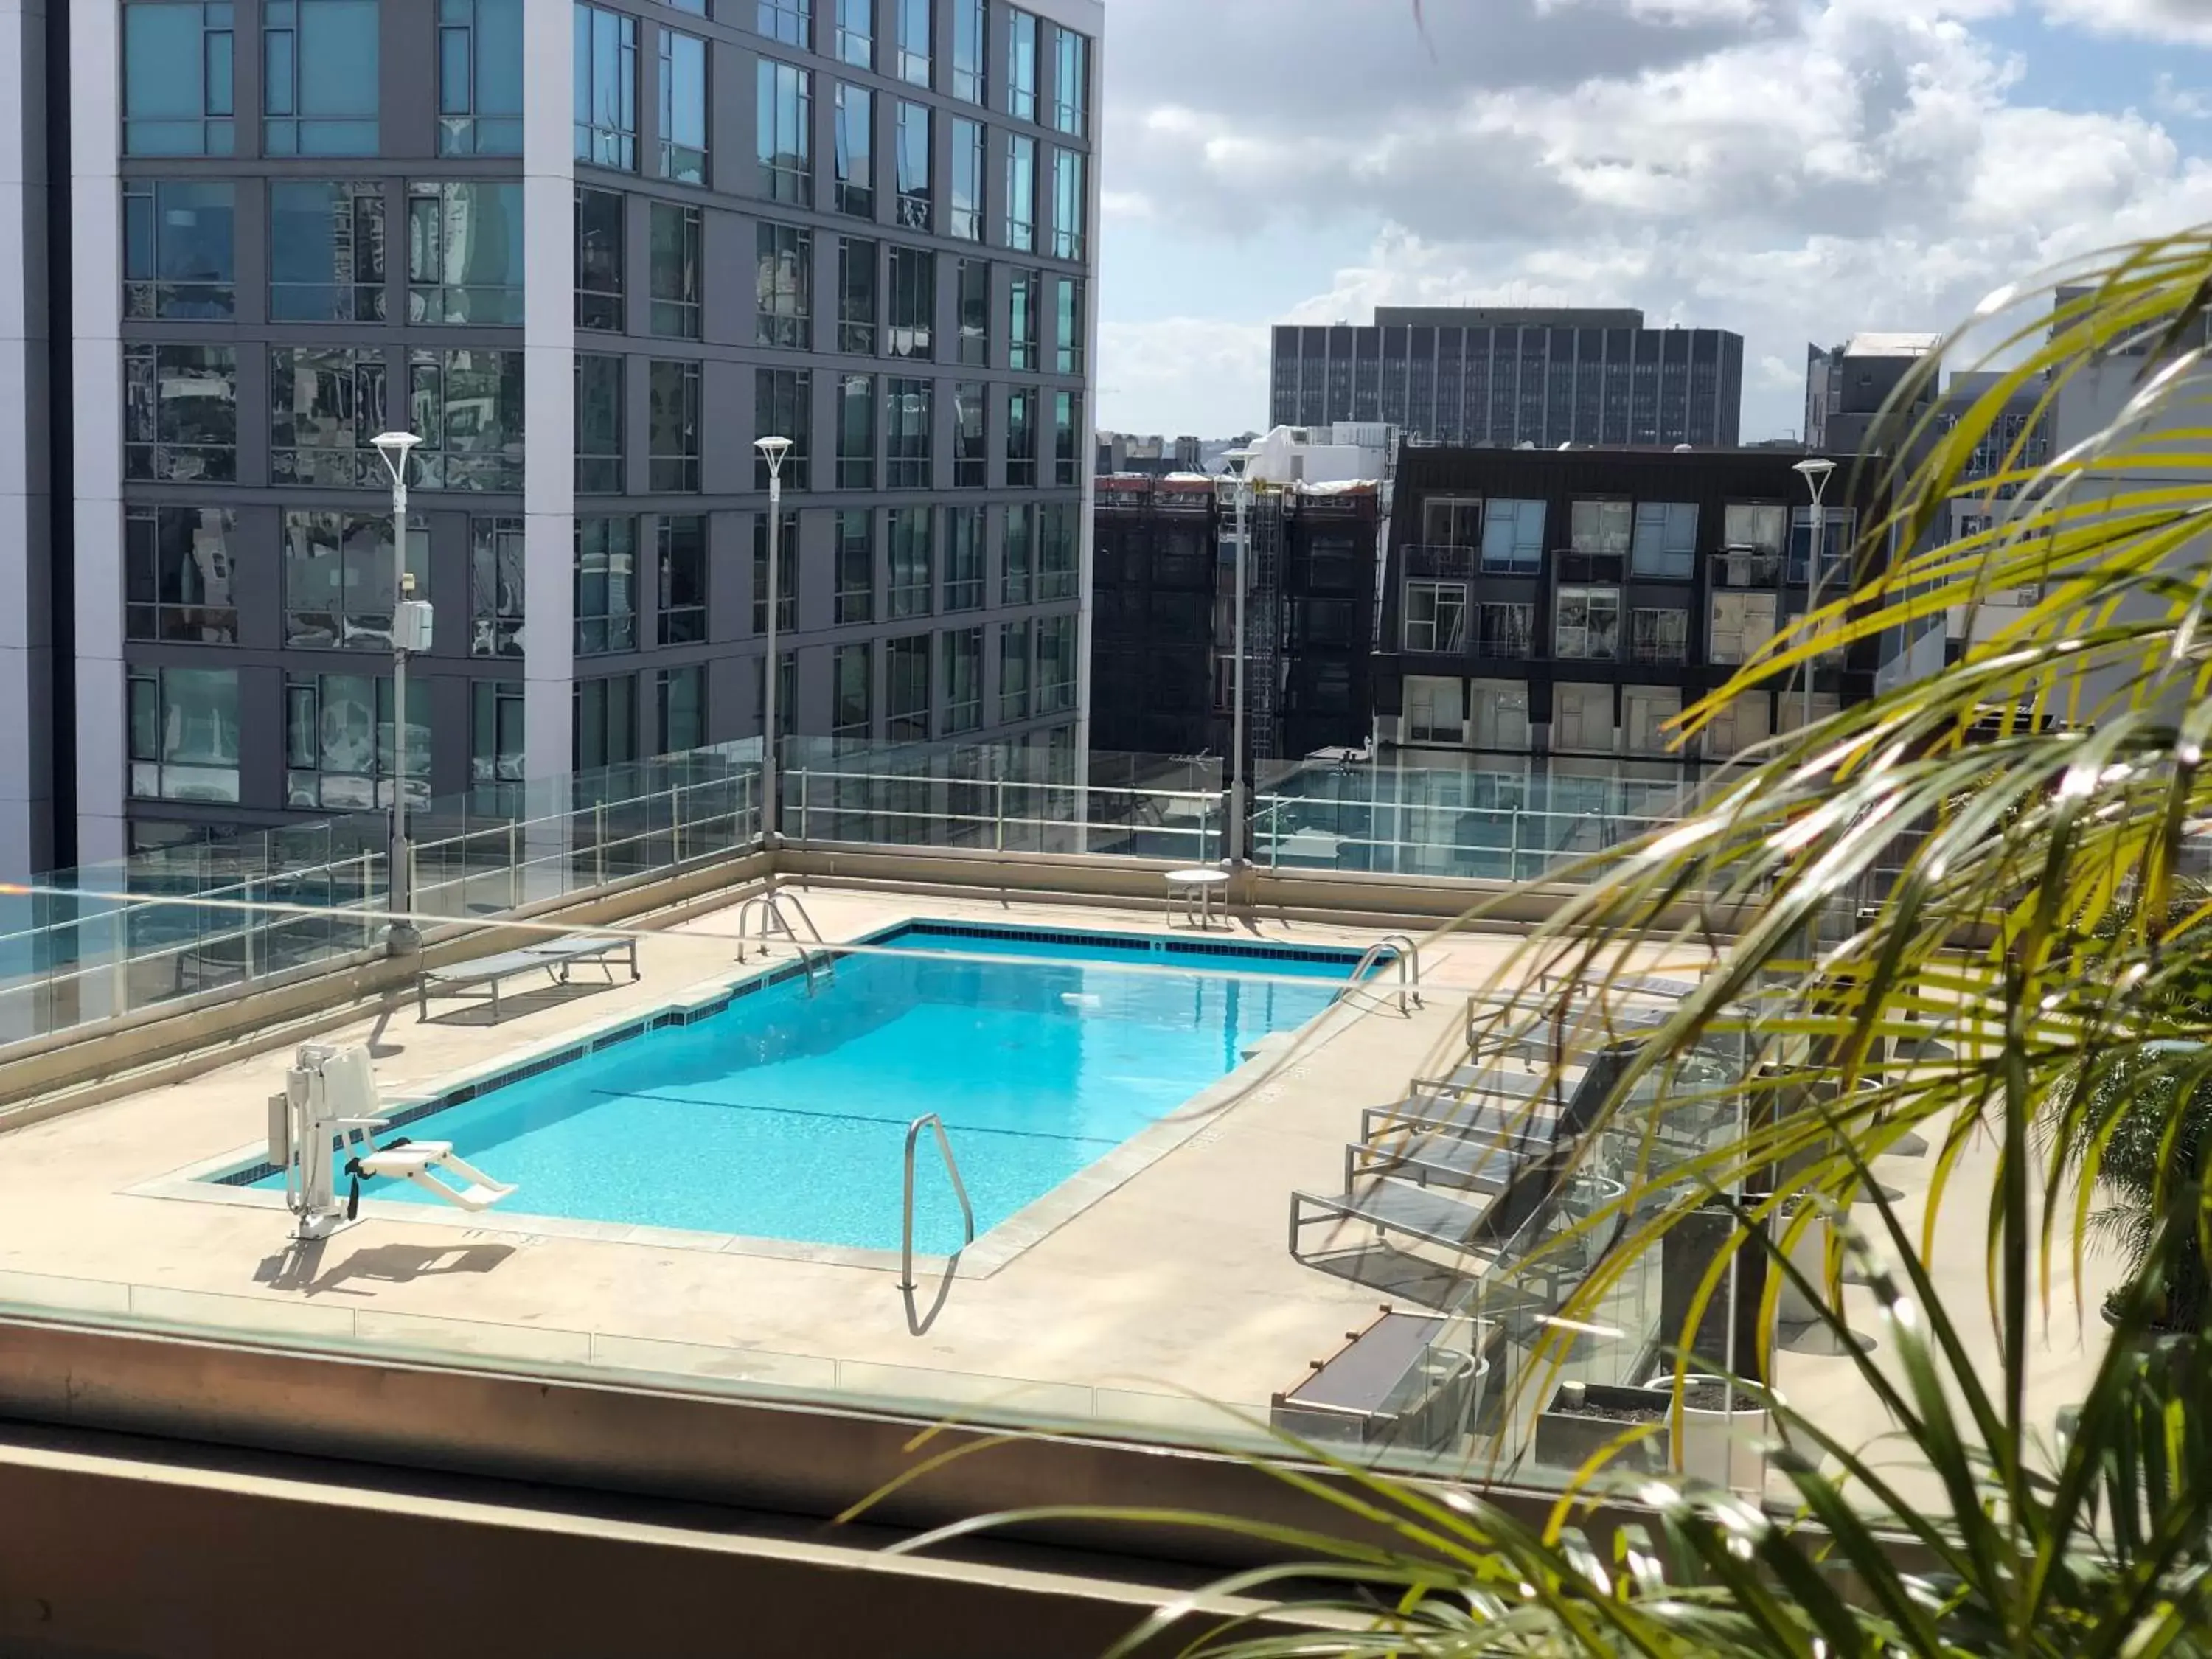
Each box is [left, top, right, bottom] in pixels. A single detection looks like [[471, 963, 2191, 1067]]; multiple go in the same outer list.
[[1224, 447, 1256, 867], [1793, 456, 1838, 735], [372, 431, 424, 953], [754, 436, 792, 850]]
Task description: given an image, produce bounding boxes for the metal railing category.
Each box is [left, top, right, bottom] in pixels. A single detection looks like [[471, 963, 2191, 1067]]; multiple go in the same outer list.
[[787, 768, 1225, 866], [900, 1113, 975, 1338]]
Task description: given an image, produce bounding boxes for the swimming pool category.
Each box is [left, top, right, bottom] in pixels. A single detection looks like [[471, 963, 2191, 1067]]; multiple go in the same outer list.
[[223, 922, 1366, 1254]]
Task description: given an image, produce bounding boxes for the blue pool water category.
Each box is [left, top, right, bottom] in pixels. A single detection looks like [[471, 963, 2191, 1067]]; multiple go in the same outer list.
[[234, 922, 1363, 1253]]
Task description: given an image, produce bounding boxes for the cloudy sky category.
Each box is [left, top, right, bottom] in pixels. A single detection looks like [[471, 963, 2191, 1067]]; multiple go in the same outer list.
[[1093, 0, 2212, 442]]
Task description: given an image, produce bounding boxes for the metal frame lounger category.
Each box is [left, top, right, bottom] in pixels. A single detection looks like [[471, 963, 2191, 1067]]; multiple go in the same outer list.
[[1290, 1174, 1549, 1261], [417, 934, 641, 1021]]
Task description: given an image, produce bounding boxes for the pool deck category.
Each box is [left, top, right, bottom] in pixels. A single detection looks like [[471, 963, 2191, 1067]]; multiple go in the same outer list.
[[0, 878, 2121, 1499]]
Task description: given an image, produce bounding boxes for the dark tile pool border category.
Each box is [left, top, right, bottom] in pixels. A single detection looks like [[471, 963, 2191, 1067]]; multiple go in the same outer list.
[[207, 919, 1374, 1191]]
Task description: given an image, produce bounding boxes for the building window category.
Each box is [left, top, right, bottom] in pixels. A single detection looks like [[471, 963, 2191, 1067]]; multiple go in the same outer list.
[[124, 181, 234, 319], [1005, 385, 1037, 485], [998, 619, 1030, 721], [1569, 498, 1632, 554], [950, 118, 984, 240], [1554, 585, 1621, 660], [282, 673, 425, 809], [575, 674, 637, 770], [945, 506, 984, 608], [1708, 589, 1778, 666], [1552, 683, 1613, 754], [123, 1, 234, 156], [658, 27, 709, 184], [1051, 24, 1088, 135], [1005, 134, 1036, 252], [576, 187, 625, 330], [438, 0, 524, 155], [1049, 147, 1084, 261], [1054, 276, 1083, 375], [1052, 391, 1081, 485], [835, 509, 874, 623], [658, 515, 707, 644], [1009, 269, 1039, 369], [888, 505, 932, 615], [1038, 502, 1077, 599], [888, 246, 933, 358], [658, 664, 706, 754], [125, 344, 237, 482], [470, 515, 525, 656], [263, 0, 379, 155], [837, 372, 875, 487], [953, 382, 986, 487], [950, 0, 985, 102], [1403, 675, 1463, 745], [886, 378, 932, 487], [834, 83, 874, 218], [1787, 506, 1856, 584], [1422, 495, 1481, 547], [648, 360, 701, 491], [270, 180, 386, 321], [647, 201, 702, 338], [1723, 501, 1787, 553], [757, 221, 813, 349], [406, 181, 524, 324], [941, 260, 986, 367], [895, 101, 933, 229], [1476, 601, 1531, 658], [281, 509, 428, 648], [833, 642, 872, 740], [1624, 686, 1682, 755], [575, 353, 625, 493], [574, 515, 639, 654], [270, 345, 386, 486], [1402, 580, 1467, 653], [895, 0, 931, 85], [1630, 605, 1688, 665], [126, 507, 237, 644], [886, 633, 931, 738], [837, 236, 877, 352], [408, 347, 526, 490], [754, 368, 812, 489], [758, 58, 813, 204], [1703, 691, 1771, 758], [574, 4, 639, 170], [1037, 613, 1076, 712], [1006, 8, 1037, 122], [1470, 679, 1529, 749], [1480, 498, 1545, 573], [751, 511, 797, 631], [1001, 503, 1032, 603], [758, 0, 810, 49], [942, 628, 983, 732], [1631, 501, 1698, 578], [472, 679, 525, 810], [835, 0, 872, 68]]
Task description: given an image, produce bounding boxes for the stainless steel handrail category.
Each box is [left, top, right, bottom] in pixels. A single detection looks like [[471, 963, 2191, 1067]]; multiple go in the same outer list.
[[1333, 936, 1422, 1015], [900, 1113, 975, 1337]]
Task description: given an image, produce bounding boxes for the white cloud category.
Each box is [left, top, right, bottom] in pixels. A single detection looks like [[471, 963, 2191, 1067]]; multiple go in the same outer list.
[[2041, 0, 2212, 44], [1098, 0, 2212, 439], [2154, 72, 2212, 121]]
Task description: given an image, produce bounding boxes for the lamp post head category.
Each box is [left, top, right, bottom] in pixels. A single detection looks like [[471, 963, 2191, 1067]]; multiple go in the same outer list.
[[1794, 456, 1837, 500], [371, 431, 421, 488], [754, 434, 793, 481]]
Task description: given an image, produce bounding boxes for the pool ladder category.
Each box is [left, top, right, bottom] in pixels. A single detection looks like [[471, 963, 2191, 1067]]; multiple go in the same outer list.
[[899, 1113, 976, 1337], [734, 889, 836, 990], [1335, 935, 1423, 1015]]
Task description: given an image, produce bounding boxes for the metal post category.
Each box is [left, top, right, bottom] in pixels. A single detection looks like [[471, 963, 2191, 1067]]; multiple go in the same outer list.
[[371, 430, 422, 956], [1793, 457, 1837, 737], [755, 435, 792, 860], [1230, 467, 1249, 868]]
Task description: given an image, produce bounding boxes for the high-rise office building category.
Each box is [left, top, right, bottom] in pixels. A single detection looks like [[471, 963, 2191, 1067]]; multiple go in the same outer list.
[[8, 0, 1099, 874], [1270, 307, 1745, 450]]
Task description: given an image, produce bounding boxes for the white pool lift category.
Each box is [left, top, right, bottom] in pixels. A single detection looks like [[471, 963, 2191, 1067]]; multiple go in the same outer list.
[[269, 1043, 516, 1240]]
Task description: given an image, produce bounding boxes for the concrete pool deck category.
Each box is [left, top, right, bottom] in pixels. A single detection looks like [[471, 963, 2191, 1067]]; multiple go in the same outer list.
[[0, 877, 2122, 1499]]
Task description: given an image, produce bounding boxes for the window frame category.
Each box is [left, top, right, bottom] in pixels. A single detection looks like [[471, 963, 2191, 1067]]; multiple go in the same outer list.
[[647, 358, 702, 493], [657, 24, 709, 185], [573, 1, 640, 170], [1401, 579, 1468, 654], [757, 56, 813, 204]]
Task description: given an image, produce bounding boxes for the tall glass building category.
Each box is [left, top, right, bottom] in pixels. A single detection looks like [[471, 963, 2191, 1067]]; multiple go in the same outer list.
[[24, 0, 1099, 870]]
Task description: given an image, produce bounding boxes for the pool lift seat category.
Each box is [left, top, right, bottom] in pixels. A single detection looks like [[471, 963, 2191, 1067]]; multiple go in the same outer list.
[[271, 1043, 517, 1240]]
